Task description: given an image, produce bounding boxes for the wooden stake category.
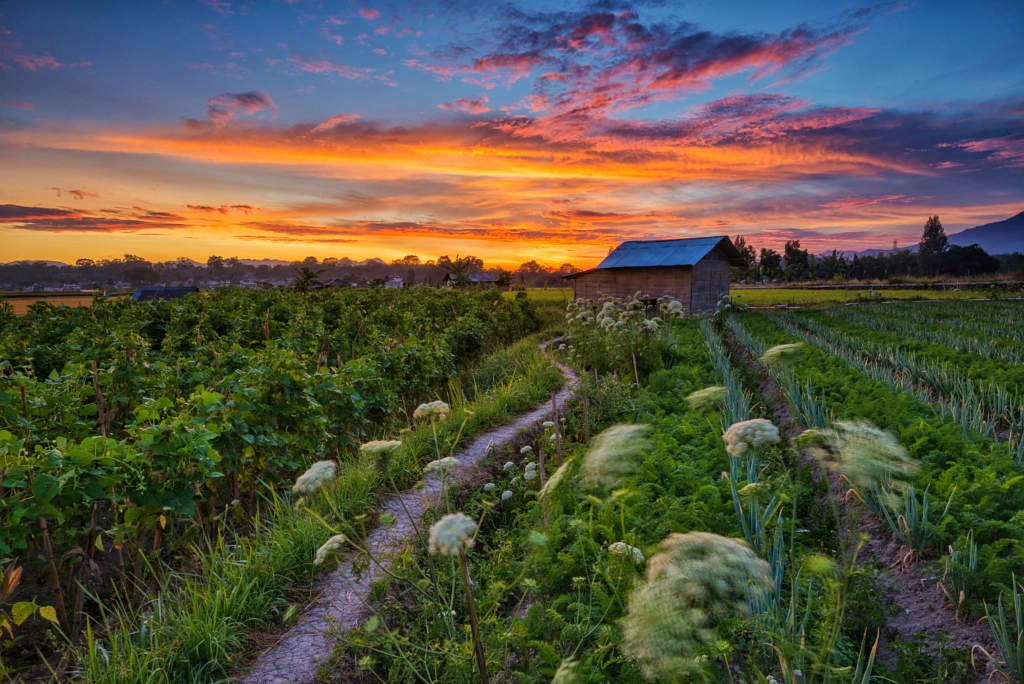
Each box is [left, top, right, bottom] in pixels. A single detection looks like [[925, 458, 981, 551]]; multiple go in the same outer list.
[[538, 446, 547, 530], [632, 352, 640, 387], [551, 392, 562, 466], [583, 391, 590, 443], [459, 549, 490, 684], [39, 517, 69, 630]]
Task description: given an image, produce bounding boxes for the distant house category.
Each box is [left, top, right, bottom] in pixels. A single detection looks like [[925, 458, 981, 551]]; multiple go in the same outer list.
[[442, 272, 499, 290], [132, 286, 200, 302], [384, 276, 404, 289], [564, 236, 744, 312], [62, 283, 82, 291], [323, 278, 355, 289]]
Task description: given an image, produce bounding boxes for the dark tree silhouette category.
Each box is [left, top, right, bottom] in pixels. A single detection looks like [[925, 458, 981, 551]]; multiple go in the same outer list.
[[293, 266, 324, 293], [917, 215, 947, 276]]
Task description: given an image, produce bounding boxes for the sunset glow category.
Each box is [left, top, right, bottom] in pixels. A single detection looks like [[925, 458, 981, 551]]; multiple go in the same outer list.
[[2, 1, 1022, 267]]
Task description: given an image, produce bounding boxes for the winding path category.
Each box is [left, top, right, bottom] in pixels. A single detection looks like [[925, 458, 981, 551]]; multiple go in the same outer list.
[[242, 348, 578, 684]]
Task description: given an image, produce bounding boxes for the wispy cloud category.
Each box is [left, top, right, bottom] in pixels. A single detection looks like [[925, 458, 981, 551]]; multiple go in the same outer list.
[[438, 96, 490, 114], [0, 100, 34, 110], [1, 40, 61, 70], [0, 204, 187, 232], [286, 51, 375, 79], [206, 91, 276, 125]]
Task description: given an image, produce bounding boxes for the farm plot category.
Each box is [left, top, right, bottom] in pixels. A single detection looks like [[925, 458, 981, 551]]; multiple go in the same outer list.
[[727, 310, 1024, 614], [0, 287, 560, 680], [302, 296, 945, 683]]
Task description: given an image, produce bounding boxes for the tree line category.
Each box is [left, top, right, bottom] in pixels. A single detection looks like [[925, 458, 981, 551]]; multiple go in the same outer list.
[[731, 216, 1009, 283], [0, 254, 579, 290]]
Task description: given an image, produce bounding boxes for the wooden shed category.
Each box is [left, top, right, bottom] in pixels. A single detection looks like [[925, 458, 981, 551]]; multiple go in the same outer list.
[[564, 236, 744, 312]]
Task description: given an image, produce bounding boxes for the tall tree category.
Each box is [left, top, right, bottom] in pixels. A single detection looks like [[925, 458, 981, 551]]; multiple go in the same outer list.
[[759, 248, 782, 280], [293, 266, 324, 293], [783, 240, 810, 280], [917, 215, 947, 276], [732, 236, 757, 281]]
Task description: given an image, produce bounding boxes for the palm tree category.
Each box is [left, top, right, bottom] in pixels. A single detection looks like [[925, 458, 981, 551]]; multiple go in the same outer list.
[[293, 266, 324, 293]]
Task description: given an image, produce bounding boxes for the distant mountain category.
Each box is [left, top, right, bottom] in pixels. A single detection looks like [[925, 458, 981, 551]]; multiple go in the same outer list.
[[238, 258, 294, 267], [845, 245, 917, 258], [948, 210, 1024, 255], [2, 260, 69, 267]]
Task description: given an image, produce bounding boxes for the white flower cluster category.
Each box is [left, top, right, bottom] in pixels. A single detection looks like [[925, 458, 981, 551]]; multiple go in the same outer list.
[[722, 419, 780, 456], [685, 386, 727, 411], [551, 658, 579, 684], [293, 461, 337, 494], [759, 343, 804, 366], [542, 421, 554, 429], [540, 462, 570, 498], [483, 482, 496, 492], [803, 420, 917, 499], [622, 532, 771, 679], [428, 513, 476, 556], [567, 294, 658, 332], [413, 400, 450, 421], [658, 296, 687, 320], [501, 490, 513, 501], [581, 423, 652, 487], [524, 461, 538, 481], [520, 445, 533, 454], [609, 541, 645, 564], [423, 456, 460, 474], [313, 533, 347, 565], [359, 440, 402, 455]]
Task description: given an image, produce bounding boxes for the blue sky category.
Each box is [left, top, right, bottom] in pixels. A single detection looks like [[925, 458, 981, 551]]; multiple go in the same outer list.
[[1, 0, 1022, 265]]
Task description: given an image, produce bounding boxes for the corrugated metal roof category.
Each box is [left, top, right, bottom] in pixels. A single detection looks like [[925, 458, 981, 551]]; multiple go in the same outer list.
[[596, 236, 742, 269]]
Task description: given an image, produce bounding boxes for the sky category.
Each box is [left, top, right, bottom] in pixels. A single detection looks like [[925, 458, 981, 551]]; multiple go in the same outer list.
[[1, 0, 1022, 268]]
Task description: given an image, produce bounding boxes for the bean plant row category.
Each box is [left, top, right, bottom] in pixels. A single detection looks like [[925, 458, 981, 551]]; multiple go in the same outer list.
[[0, 287, 540, 675]]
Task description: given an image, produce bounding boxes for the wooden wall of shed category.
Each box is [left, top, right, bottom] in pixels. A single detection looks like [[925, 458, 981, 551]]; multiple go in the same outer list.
[[690, 245, 732, 311], [572, 266, 692, 303]]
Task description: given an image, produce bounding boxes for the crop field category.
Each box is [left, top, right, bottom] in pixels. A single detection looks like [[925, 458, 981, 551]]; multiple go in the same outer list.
[[731, 286, 1004, 306], [2, 290, 1023, 683], [1, 295, 99, 315]]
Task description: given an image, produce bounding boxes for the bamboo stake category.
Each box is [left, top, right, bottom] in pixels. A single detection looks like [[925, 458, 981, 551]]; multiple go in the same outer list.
[[632, 352, 640, 387]]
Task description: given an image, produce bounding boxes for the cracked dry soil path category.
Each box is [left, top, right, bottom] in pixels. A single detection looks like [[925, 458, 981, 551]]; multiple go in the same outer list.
[[242, 350, 578, 684]]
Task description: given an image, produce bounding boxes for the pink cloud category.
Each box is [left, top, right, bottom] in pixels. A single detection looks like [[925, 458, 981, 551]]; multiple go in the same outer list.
[[206, 91, 276, 125], [961, 137, 1024, 168], [311, 113, 363, 132], [438, 96, 490, 115], [358, 8, 381, 20], [201, 0, 233, 15], [1, 40, 61, 70], [0, 100, 33, 110], [287, 52, 375, 79]]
